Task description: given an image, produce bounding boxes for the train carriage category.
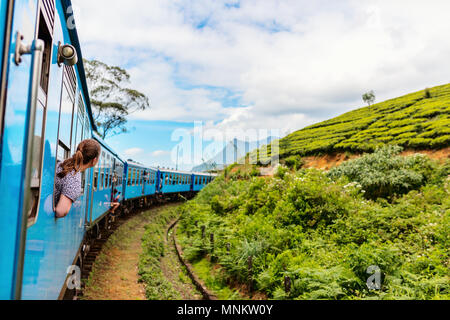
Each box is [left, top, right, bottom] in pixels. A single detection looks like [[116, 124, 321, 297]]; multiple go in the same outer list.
[[192, 172, 214, 192], [0, 0, 98, 299], [86, 134, 125, 227], [158, 168, 193, 194], [0, 0, 217, 300]]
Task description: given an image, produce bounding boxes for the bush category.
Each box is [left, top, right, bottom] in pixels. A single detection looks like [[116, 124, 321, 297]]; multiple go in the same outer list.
[[328, 145, 436, 200], [283, 155, 305, 170]]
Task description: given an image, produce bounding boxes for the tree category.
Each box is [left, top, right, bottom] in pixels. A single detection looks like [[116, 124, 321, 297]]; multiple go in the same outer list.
[[84, 59, 150, 139], [362, 90, 376, 107]]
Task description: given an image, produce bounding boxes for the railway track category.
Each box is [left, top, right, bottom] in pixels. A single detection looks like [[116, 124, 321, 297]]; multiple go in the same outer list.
[[63, 199, 171, 300], [70, 199, 207, 300]]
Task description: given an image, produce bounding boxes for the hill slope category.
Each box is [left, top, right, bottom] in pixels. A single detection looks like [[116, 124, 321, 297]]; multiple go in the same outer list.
[[275, 84, 450, 158]]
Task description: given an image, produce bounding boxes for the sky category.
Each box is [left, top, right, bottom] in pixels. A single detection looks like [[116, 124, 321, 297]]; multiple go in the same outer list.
[[71, 0, 450, 170]]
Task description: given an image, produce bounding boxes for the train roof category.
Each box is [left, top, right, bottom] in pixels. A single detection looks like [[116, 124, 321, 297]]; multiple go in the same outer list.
[[159, 168, 217, 176], [92, 133, 125, 163], [126, 161, 154, 170]]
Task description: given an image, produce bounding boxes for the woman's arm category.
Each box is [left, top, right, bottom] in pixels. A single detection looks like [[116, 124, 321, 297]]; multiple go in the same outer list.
[[55, 194, 74, 218]]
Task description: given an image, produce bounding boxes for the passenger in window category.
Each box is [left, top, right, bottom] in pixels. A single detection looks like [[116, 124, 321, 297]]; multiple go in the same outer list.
[[55, 139, 101, 218], [110, 188, 121, 216]]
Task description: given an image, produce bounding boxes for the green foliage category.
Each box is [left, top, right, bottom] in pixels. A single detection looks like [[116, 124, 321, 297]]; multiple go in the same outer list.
[[84, 59, 150, 139], [139, 207, 181, 300], [177, 152, 450, 300], [271, 83, 450, 159], [283, 155, 305, 170], [328, 145, 437, 200], [363, 90, 376, 106]]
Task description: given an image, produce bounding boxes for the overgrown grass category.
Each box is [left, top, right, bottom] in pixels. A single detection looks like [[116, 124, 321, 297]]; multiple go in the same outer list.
[[138, 206, 182, 300], [190, 257, 243, 300], [177, 148, 450, 300]]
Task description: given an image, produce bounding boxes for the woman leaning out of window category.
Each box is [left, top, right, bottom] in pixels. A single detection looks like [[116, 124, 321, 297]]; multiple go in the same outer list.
[[54, 139, 101, 218]]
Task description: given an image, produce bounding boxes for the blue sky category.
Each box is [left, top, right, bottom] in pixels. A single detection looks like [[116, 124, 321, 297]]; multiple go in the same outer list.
[[72, 0, 450, 170]]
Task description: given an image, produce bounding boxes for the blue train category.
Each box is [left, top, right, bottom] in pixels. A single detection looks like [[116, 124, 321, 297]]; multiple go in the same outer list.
[[0, 0, 215, 300]]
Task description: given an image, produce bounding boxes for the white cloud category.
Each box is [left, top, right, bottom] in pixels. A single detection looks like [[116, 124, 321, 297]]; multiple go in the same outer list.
[[73, 0, 450, 136], [151, 150, 171, 157], [124, 148, 144, 157]]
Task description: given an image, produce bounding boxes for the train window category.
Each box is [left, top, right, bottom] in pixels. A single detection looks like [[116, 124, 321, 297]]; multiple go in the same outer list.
[[98, 168, 105, 190], [27, 1, 56, 226], [37, 0, 55, 91], [73, 95, 84, 152], [84, 117, 90, 140], [99, 156, 104, 191], [127, 168, 132, 186], [58, 68, 76, 150], [93, 164, 98, 192]]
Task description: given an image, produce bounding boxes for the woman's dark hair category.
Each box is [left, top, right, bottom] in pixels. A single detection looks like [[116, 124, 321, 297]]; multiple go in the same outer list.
[[58, 139, 101, 179]]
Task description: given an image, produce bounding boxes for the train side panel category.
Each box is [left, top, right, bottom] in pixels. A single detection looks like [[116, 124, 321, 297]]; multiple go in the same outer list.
[[0, 0, 38, 300], [0, 0, 7, 78], [89, 147, 115, 223], [21, 1, 91, 300], [159, 171, 192, 194], [143, 169, 157, 196]]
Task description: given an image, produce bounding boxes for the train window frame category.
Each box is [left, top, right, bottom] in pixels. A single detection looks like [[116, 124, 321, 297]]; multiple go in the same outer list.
[[52, 64, 77, 214], [98, 153, 103, 191]]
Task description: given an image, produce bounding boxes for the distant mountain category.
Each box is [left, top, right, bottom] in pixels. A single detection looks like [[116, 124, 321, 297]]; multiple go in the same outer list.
[[192, 137, 276, 172]]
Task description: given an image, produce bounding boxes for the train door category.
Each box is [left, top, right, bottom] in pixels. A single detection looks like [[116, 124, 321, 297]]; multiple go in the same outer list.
[[0, 0, 48, 300], [142, 170, 147, 194]]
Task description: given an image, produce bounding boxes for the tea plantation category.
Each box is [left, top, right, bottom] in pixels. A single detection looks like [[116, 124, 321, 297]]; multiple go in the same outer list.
[[273, 83, 450, 158]]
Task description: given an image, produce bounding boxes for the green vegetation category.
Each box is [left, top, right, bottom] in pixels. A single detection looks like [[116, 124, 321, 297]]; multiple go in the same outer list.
[[139, 206, 181, 300], [255, 84, 450, 160], [177, 147, 450, 300]]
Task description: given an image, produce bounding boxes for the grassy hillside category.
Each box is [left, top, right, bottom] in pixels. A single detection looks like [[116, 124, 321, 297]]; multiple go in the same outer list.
[[273, 84, 450, 159], [177, 148, 450, 300]]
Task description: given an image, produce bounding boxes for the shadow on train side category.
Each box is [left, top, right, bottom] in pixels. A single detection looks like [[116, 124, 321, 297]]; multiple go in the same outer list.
[[0, 0, 216, 300]]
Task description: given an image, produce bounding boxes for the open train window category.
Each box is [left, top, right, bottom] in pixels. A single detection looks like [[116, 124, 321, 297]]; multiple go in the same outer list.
[[127, 168, 132, 186], [27, 0, 56, 226], [98, 152, 104, 190], [93, 165, 98, 191]]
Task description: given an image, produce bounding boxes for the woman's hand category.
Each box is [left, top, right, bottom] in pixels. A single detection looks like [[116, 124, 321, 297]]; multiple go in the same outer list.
[[55, 194, 73, 218]]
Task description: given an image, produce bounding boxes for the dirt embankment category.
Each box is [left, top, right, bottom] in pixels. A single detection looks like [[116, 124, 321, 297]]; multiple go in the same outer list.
[[303, 147, 450, 170]]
